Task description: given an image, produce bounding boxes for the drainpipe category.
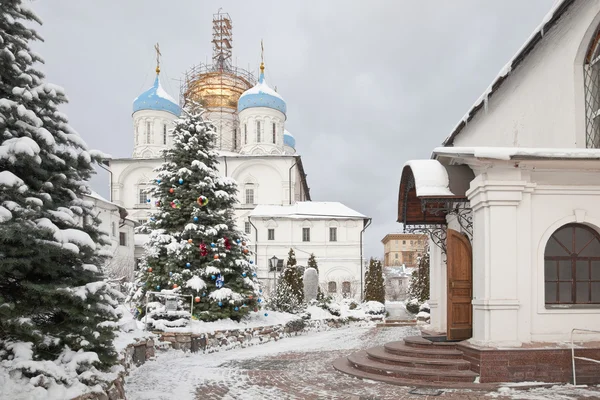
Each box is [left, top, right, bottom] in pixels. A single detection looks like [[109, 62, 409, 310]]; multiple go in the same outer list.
[[360, 217, 372, 301], [288, 160, 297, 205], [98, 161, 113, 202], [248, 216, 258, 267]]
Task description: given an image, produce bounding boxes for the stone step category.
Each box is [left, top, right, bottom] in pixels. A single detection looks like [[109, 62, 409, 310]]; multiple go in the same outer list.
[[375, 322, 417, 328], [347, 351, 479, 383], [332, 357, 496, 390], [403, 335, 459, 349], [366, 346, 471, 370], [384, 341, 463, 359]]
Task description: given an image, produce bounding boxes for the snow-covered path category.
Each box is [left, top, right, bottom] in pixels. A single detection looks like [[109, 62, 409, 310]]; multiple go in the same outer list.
[[125, 325, 600, 400], [385, 301, 412, 320]]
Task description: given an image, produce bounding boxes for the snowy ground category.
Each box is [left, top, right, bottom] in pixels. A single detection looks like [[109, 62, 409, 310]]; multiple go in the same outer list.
[[124, 325, 600, 399], [385, 301, 412, 320]]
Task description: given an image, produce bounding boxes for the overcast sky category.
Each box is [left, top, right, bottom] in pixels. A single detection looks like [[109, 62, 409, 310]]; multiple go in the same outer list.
[[30, 0, 555, 259]]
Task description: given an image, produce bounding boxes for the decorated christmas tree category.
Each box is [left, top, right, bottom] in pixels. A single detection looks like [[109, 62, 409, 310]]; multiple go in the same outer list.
[[364, 258, 385, 303], [134, 106, 260, 323], [0, 0, 120, 394]]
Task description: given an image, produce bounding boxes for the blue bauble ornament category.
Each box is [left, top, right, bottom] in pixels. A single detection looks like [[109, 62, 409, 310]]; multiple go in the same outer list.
[[234, 307, 239, 311], [150, 217, 156, 222], [211, 275, 216, 280], [259, 289, 263, 293], [193, 216, 199, 222], [169, 272, 173, 276], [202, 292, 207, 297], [264, 313, 268, 317], [236, 239, 241, 243], [210, 243, 216, 248], [242, 272, 247, 277], [253, 272, 257, 277], [179, 178, 184, 184], [146, 198, 151, 203], [249, 260, 254, 264], [218, 301, 223, 307], [186, 262, 191, 268], [156, 285, 160, 290], [156, 178, 161, 183], [258, 298, 262, 303]]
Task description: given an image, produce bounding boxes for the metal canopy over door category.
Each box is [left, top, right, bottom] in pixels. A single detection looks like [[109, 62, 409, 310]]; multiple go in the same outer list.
[[446, 229, 473, 341]]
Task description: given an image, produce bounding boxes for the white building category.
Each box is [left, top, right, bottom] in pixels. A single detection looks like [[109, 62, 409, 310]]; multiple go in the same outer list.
[[105, 35, 369, 297], [394, 0, 600, 383], [84, 191, 136, 282]]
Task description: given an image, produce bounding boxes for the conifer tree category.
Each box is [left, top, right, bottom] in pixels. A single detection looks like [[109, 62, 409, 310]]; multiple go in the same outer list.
[[408, 246, 430, 303], [267, 279, 303, 314], [133, 106, 259, 323], [307, 253, 318, 273], [284, 248, 303, 301], [0, 0, 119, 387], [363, 258, 385, 303]]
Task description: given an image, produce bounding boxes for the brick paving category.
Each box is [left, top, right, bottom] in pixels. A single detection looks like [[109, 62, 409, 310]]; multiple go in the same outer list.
[[126, 325, 600, 400]]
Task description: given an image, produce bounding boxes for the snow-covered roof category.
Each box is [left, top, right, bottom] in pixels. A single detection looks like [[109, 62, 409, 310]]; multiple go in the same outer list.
[[434, 146, 600, 161], [250, 202, 367, 220], [443, 0, 573, 146], [237, 65, 287, 115], [133, 74, 181, 116], [404, 160, 454, 197]]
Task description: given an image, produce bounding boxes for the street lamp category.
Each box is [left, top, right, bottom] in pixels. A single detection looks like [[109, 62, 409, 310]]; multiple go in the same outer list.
[[269, 255, 279, 292]]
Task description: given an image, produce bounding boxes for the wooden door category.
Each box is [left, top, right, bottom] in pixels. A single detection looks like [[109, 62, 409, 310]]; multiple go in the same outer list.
[[446, 229, 473, 341]]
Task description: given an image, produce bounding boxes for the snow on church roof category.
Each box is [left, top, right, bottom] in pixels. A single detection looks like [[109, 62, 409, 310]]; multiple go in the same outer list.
[[250, 202, 367, 220], [443, 0, 573, 146], [238, 64, 287, 115], [133, 74, 181, 116], [434, 146, 600, 161], [404, 160, 454, 197]]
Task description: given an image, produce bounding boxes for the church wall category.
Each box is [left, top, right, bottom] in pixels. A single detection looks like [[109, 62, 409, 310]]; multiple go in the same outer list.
[[132, 109, 177, 158], [466, 163, 600, 347], [452, 1, 600, 149]]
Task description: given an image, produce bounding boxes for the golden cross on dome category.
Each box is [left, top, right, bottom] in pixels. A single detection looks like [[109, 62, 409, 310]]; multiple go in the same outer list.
[[154, 42, 161, 74], [260, 39, 265, 72]]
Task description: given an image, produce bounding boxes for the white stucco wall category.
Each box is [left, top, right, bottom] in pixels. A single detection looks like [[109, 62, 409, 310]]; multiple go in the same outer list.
[[452, 1, 600, 149]]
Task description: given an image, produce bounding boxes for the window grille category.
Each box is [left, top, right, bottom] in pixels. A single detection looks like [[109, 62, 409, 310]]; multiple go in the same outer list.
[[245, 188, 254, 204], [138, 188, 148, 204], [244, 222, 251, 234], [272, 123, 276, 143], [544, 224, 600, 305], [119, 232, 126, 246], [584, 27, 600, 148], [244, 124, 247, 144], [329, 227, 337, 242], [146, 121, 151, 143], [163, 124, 167, 145], [256, 121, 261, 142], [342, 281, 351, 295]]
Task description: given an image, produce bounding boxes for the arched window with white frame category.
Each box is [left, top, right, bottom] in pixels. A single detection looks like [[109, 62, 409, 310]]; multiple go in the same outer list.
[[583, 28, 600, 147]]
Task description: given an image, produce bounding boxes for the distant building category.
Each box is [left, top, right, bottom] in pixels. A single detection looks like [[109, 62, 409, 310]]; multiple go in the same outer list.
[[381, 233, 427, 267], [383, 264, 414, 301]]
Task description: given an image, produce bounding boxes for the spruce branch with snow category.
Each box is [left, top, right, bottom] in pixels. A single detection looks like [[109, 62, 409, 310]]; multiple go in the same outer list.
[[0, 0, 120, 394], [134, 105, 260, 323]]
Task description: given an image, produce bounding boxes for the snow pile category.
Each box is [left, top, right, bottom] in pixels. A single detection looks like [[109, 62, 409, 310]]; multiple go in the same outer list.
[[403, 160, 454, 197], [0, 343, 119, 400], [361, 301, 386, 315], [113, 305, 155, 352]]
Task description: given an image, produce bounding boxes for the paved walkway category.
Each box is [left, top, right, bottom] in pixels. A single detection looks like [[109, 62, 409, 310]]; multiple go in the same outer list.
[[125, 325, 600, 400], [385, 301, 412, 320]]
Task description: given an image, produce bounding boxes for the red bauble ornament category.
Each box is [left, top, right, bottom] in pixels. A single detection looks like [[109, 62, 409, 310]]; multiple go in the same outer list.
[[199, 243, 208, 257], [224, 237, 231, 250], [254, 308, 258, 312], [213, 254, 219, 260], [195, 296, 200, 303], [243, 249, 249, 254], [173, 284, 178, 289], [169, 188, 174, 194], [147, 267, 153, 273], [248, 295, 253, 300]]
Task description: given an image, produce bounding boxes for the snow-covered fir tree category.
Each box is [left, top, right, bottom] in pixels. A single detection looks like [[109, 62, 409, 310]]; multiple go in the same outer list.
[[364, 258, 385, 303], [408, 245, 430, 303], [284, 248, 303, 301], [0, 0, 120, 394], [267, 279, 304, 314], [133, 106, 260, 323], [307, 253, 318, 273]]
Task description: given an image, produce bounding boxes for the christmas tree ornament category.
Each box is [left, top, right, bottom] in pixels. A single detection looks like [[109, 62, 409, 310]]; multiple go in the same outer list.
[[243, 249, 249, 254], [211, 275, 216, 280], [197, 196, 209, 207], [146, 198, 151, 203], [213, 254, 219, 260], [186, 262, 191, 268], [259, 289, 263, 293], [242, 272, 247, 277], [236, 239, 241, 244], [155, 200, 161, 206], [173, 284, 178, 289], [156, 178, 162, 183], [234, 307, 239, 311], [169, 272, 173, 276], [216, 274, 224, 288], [264, 313, 268, 317], [224, 237, 231, 250], [253, 272, 257, 277], [249, 260, 254, 264], [170, 201, 176, 208], [210, 242, 216, 248], [218, 301, 223, 307], [242, 241, 246, 246], [193, 216, 199, 222], [178, 178, 184, 184], [156, 285, 160, 290], [202, 292, 207, 297], [200, 243, 208, 256], [258, 298, 262, 303], [150, 217, 156, 222], [248, 295, 253, 300], [195, 296, 200, 303], [254, 308, 258, 312], [169, 188, 174, 193], [147, 267, 153, 272]]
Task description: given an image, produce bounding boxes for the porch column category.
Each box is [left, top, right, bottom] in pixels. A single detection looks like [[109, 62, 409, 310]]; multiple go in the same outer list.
[[467, 172, 529, 346], [428, 241, 446, 332]]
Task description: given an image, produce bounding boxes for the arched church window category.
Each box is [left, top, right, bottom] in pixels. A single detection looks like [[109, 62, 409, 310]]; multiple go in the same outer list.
[[256, 121, 261, 142], [245, 184, 255, 205], [583, 27, 600, 147], [272, 122, 276, 144], [328, 281, 337, 293], [544, 223, 600, 305], [146, 121, 151, 144], [244, 124, 247, 144], [163, 124, 167, 145]]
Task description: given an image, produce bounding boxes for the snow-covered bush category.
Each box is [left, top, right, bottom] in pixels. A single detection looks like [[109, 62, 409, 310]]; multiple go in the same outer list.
[[267, 279, 305, 314], [406, 298, 421, 314], [362, 301, 385, 315], [419, 302, 430, 313]]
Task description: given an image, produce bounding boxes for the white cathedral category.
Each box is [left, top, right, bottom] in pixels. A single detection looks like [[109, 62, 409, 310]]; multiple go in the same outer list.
[[104, 13, 370, 297]]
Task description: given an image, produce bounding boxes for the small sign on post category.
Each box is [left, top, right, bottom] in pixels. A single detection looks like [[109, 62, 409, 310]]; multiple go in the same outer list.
[[165, 298, 177, 312]]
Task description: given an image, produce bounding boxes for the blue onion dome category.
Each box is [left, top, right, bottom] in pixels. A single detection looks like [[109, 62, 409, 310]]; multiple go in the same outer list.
[[238, 63, 286, 115], [133, 72, 181, 116], [284, 129, 295, 148]]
